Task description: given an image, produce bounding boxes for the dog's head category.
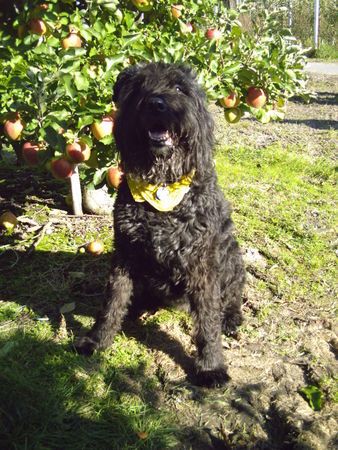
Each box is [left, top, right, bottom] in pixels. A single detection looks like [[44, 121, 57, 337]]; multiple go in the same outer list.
[[113, 62, 214, 183]]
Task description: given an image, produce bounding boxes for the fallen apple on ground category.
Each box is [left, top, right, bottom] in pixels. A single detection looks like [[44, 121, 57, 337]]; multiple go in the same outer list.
[[87, 240, 104, 255], [0, 212, 18, 231]]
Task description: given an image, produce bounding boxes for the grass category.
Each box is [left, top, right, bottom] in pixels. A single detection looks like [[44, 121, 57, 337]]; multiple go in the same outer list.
[[0, 87, 337, 447], [315, 42, 338, 61], [216, 143, 336, 307]]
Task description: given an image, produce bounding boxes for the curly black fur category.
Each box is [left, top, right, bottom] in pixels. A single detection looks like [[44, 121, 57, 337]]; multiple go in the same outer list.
[[76, 63, 246, 387]]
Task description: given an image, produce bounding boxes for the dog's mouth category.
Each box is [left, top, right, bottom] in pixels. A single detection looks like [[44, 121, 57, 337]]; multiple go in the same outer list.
[[148, 129, 173, 145], [147, 123, 175, 157]]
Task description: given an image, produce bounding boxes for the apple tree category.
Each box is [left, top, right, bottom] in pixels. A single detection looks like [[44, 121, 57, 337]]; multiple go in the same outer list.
[[0, 0, 309, 214]]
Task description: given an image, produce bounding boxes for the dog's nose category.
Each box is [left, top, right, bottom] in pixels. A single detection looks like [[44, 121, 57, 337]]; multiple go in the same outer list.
[[147, 97, 167, 113]]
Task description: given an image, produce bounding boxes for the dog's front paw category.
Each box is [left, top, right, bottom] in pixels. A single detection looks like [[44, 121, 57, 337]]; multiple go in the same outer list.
[[195, 366, 230, 388], [75, 336, 99, 355]]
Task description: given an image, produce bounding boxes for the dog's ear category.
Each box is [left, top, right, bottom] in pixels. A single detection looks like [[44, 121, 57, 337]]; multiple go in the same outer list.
[[176, 63, 198, 82], [113, 64, 145, 106]]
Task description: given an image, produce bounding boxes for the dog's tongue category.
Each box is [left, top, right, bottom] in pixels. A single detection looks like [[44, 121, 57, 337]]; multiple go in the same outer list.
[[148, 129, 173, 146], [149, 130, 168, 140]]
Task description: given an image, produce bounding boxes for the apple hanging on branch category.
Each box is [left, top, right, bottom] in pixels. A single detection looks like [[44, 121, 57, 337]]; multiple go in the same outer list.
[[4, 113, 25, 141], [51, 157, 74, 179], [171, 5, 183, 20], [22, 141, 45, 165], [224, 107, 242, 124], [106, 166, 124, 189], [205, 29, 222, 40], [131, 0, 153, 12], [247, 86, 267, 108], [62, 30, 82, 49], [66, 140, 91, 163], [29, 19, 47, 36], [91, 116, 114, 141], [219, 92, 240, 109]]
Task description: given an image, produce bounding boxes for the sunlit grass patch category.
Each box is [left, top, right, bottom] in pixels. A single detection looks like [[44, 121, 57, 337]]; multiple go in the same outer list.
[[216, 143, 337, 307]]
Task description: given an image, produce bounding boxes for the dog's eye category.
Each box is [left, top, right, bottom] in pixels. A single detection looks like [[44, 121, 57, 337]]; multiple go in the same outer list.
[[175, 85, 183, 93]]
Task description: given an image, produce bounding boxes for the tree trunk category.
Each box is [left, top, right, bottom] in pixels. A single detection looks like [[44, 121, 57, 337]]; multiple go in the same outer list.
[[70, 165, 83, 216]]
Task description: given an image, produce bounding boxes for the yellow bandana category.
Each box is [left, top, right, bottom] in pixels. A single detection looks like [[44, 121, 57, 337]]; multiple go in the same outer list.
[[126, 170, 195, 212]]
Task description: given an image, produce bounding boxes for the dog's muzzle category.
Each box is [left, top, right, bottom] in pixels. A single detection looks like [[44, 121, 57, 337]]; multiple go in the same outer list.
[[145, 96, 175, 156]]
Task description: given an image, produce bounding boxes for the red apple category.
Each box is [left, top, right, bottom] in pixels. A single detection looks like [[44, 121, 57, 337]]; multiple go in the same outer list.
[[106, 166, 123, 189], [66, 140, 91, 163], [62, 32, 82, 49], [205, 29, 222, 40], [247, 86, 267, 108], [22, 141, 45, 165], [184, 23, 194, 33], [132, 0, 153, 12], [29, 19, 47, 35], [51, 157, 74, 179], [4, 114, 25, 140], [91, 116, 114, 140], [171, 5, 183, 20], [219, 92, 240, 109], [224, 108, 242, 124]]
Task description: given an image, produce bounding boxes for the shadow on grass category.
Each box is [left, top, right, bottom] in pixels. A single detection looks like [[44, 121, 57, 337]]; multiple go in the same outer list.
[[282, 118, 337, 130], [0, 247, 322, 449], [0, 329, 183, 450], [0, 247, 216, 448], [292, 91, 338, 106], [1, 245, 196, 380]]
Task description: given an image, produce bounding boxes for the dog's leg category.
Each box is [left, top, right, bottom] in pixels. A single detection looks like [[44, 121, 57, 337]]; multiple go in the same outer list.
[[190, 281, 230, 387], [76, 263, 133, 355], [221, 250, 246, 336]]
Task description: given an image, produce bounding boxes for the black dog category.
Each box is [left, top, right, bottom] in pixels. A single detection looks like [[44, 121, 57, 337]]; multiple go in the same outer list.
[[76, 62, 246, 387]]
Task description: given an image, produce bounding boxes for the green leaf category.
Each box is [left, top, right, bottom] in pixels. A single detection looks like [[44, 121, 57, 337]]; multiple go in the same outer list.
[[78, 134, 92, 147], [40, 126, 59, 147], [60, 74, 76, 98], [93, 167, 107, 186], [300, 385, 323, 411], [78, 115, 94, 130], [74, 72, 89, 91], [46, 110, 72, 121], [105, 55, 125, 72], [99, 134, 114, 145], [231, 25, 242, 37], [223, 62, 242, 74], [122, 34, 141, 47], [60, 60, 82, 74]]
